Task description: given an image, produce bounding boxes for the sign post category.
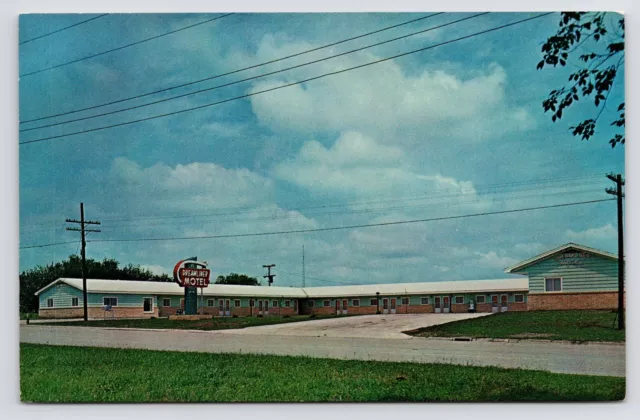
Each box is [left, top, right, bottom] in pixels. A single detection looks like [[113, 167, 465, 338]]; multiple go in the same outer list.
[[173, 257, 211, 315]]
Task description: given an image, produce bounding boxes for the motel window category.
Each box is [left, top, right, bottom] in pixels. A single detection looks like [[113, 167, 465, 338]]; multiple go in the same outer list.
[[103, 297, 118, 307], [370, 299, 378, 306], [71, 297, 79, 307], [284, 300, 290, 308], [207, 299, 215, 307], [234, 300, 241, 308], [514, 294, 525, 303], [545, 278, 562, 292], [323, 300, 330, 307], [307, 301, 315, 308], [455, 296, 464, 304], [163, 298, 171, 307], [421, 297, 429, 305], [352, 299, 360, 307], [401, 297, 409, 305], [476, 296, 486, 304], [47, 298, 54, 308], [272, 300, 278, 307]]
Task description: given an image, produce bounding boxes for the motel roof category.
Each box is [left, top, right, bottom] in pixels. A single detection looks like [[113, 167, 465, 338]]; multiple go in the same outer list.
[[504, 242, 618, 274], [35, 277, 528, 298]]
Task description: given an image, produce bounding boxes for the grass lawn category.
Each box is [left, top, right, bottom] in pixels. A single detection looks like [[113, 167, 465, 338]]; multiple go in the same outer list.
[[20, 344, 624, 402], [38, 314, 351, 330], [407, 310, 624, 342], [20, 313, 39, 320]]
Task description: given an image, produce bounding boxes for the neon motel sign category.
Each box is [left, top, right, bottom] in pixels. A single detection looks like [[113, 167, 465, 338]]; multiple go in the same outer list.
[[173, 259, 211, 287]]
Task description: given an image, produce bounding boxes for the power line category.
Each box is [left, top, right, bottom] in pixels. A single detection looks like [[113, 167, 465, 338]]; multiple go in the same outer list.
[[19, 13, 235, 78], [20, 14, 110, 45], [20, 240, 78, 249], [19, 173, 607, 229], [20, 13, 443, 124], [88, 198, 613, 244], [19, 12, 553, 145], [19, 12, 480, 133], [21, 12, 484, 133], [96, 187, 606, 231]]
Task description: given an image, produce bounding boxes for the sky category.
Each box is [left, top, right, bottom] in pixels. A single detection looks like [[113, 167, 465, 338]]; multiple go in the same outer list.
[[18, 12, 625, 287]]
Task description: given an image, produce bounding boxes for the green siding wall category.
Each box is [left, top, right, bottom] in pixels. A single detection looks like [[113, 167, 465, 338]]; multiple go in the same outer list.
[[87, 293, 154, 307], [39, 283, 83, 308], [515, 251, 617, 293]]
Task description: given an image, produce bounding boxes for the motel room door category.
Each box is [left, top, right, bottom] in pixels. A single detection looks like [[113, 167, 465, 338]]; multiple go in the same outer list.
[[342, 299, 348, 315], [382, 298, 389, 314], [293, 300, 298, 314], [500, 295, 508, 312], [390, 298, 396, 314], [225, 299, 231, 317], [434, 296, 441, 313], [258, 300, 263, 315], [491, 295, 499, 313], [143, 297, 153, 313], [264, 300, 269, 316], [442, 296, 450, 313], [218, 299, 224, 317]]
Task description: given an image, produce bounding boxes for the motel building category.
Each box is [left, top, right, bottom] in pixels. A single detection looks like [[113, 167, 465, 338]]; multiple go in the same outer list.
[[35, 243, 621, 319]]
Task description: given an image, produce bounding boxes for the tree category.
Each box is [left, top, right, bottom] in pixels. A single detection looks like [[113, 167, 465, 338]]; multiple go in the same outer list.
[[215, 273, 261, 286], [19, 255, 171, 314], [537, 12, 625, 148]]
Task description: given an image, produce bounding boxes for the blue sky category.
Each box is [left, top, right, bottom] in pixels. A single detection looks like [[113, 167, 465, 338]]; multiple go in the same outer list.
[[18, 12, 625, 286]]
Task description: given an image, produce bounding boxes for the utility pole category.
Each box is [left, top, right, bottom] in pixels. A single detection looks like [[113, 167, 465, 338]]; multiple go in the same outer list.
[[66, 203, 101, 322], [302, 245, 306, 288], [263, 264, 276, 287], [606, 173, 625, 330]]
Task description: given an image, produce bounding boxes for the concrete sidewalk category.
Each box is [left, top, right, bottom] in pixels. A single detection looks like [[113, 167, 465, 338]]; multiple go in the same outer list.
[[20, 325, 625, 377]]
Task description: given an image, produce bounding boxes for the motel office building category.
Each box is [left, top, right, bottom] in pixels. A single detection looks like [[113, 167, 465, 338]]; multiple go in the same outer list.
[[36, 243, 621, 319]]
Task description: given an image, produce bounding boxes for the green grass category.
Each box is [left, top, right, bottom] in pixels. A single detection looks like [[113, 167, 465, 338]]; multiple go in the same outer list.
[[39, 314, 351, 330], [20, 344, 624, 402], [20, 312, 39, 320], [407, 310, 625, 342]]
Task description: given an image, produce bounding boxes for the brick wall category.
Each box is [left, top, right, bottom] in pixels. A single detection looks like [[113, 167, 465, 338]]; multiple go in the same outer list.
[[451, 303, 468, 313], [406, 304, 434, 314], [528, 292, 619, 310], [507, 302, 528, 311], [346, 306, 378, 315], [476, 303, 493, 313], [39, 306, 158, 319]]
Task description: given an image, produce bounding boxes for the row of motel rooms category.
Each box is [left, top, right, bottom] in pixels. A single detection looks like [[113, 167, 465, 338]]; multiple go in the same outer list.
[[35, 243, 622, 319]]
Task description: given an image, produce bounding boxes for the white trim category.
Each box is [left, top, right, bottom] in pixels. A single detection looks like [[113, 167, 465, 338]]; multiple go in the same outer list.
[[46, 298, 54, 308], [476, 295, 486, 304], [207, 299, 215, 307], [234, 299, 241, 308], [162, 298, 172, 307], [71, 297, 79, 307], [514, 294, 525, 303], [352, 299, 360, 307], [454, 295, 464, 304], [271, 300, 278, 307], [505, 243, 618, 273], [143, 297, 154, 313], [401, 297, 409, 305], [420, 297, 429, 305], [284, 300, 290, 308], [544, 277, 563, 293]]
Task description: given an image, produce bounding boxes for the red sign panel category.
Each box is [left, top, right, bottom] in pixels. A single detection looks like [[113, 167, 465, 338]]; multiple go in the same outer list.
[[178, 267, 211, 288]]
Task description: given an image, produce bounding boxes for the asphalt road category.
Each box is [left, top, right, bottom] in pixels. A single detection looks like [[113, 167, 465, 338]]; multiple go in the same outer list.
[[20, 324, 625, 377]]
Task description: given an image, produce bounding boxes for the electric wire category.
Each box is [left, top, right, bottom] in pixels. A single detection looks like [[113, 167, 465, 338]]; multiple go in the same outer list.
[[20, 12, 482, 133], [19, 13, 235, 77], [87, 198, 613, 244], [20, 14, 110, 45], [19, 12, 553, 145], [20, 13, 444, 124]]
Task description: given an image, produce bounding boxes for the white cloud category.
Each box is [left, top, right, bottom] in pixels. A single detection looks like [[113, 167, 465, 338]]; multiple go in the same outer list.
[[244, 34, 534, 143], [274, 131, 477, 199], [140, 264, 169, 276], [566, 224, 617, 242]]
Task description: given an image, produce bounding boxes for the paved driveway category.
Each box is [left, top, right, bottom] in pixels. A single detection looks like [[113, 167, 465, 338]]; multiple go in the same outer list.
[[20, 323, 625, 377], [220, 313, 491, 339]]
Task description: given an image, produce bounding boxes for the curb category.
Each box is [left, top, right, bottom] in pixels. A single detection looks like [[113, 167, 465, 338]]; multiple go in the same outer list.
[[412, 336, 625, 346]]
